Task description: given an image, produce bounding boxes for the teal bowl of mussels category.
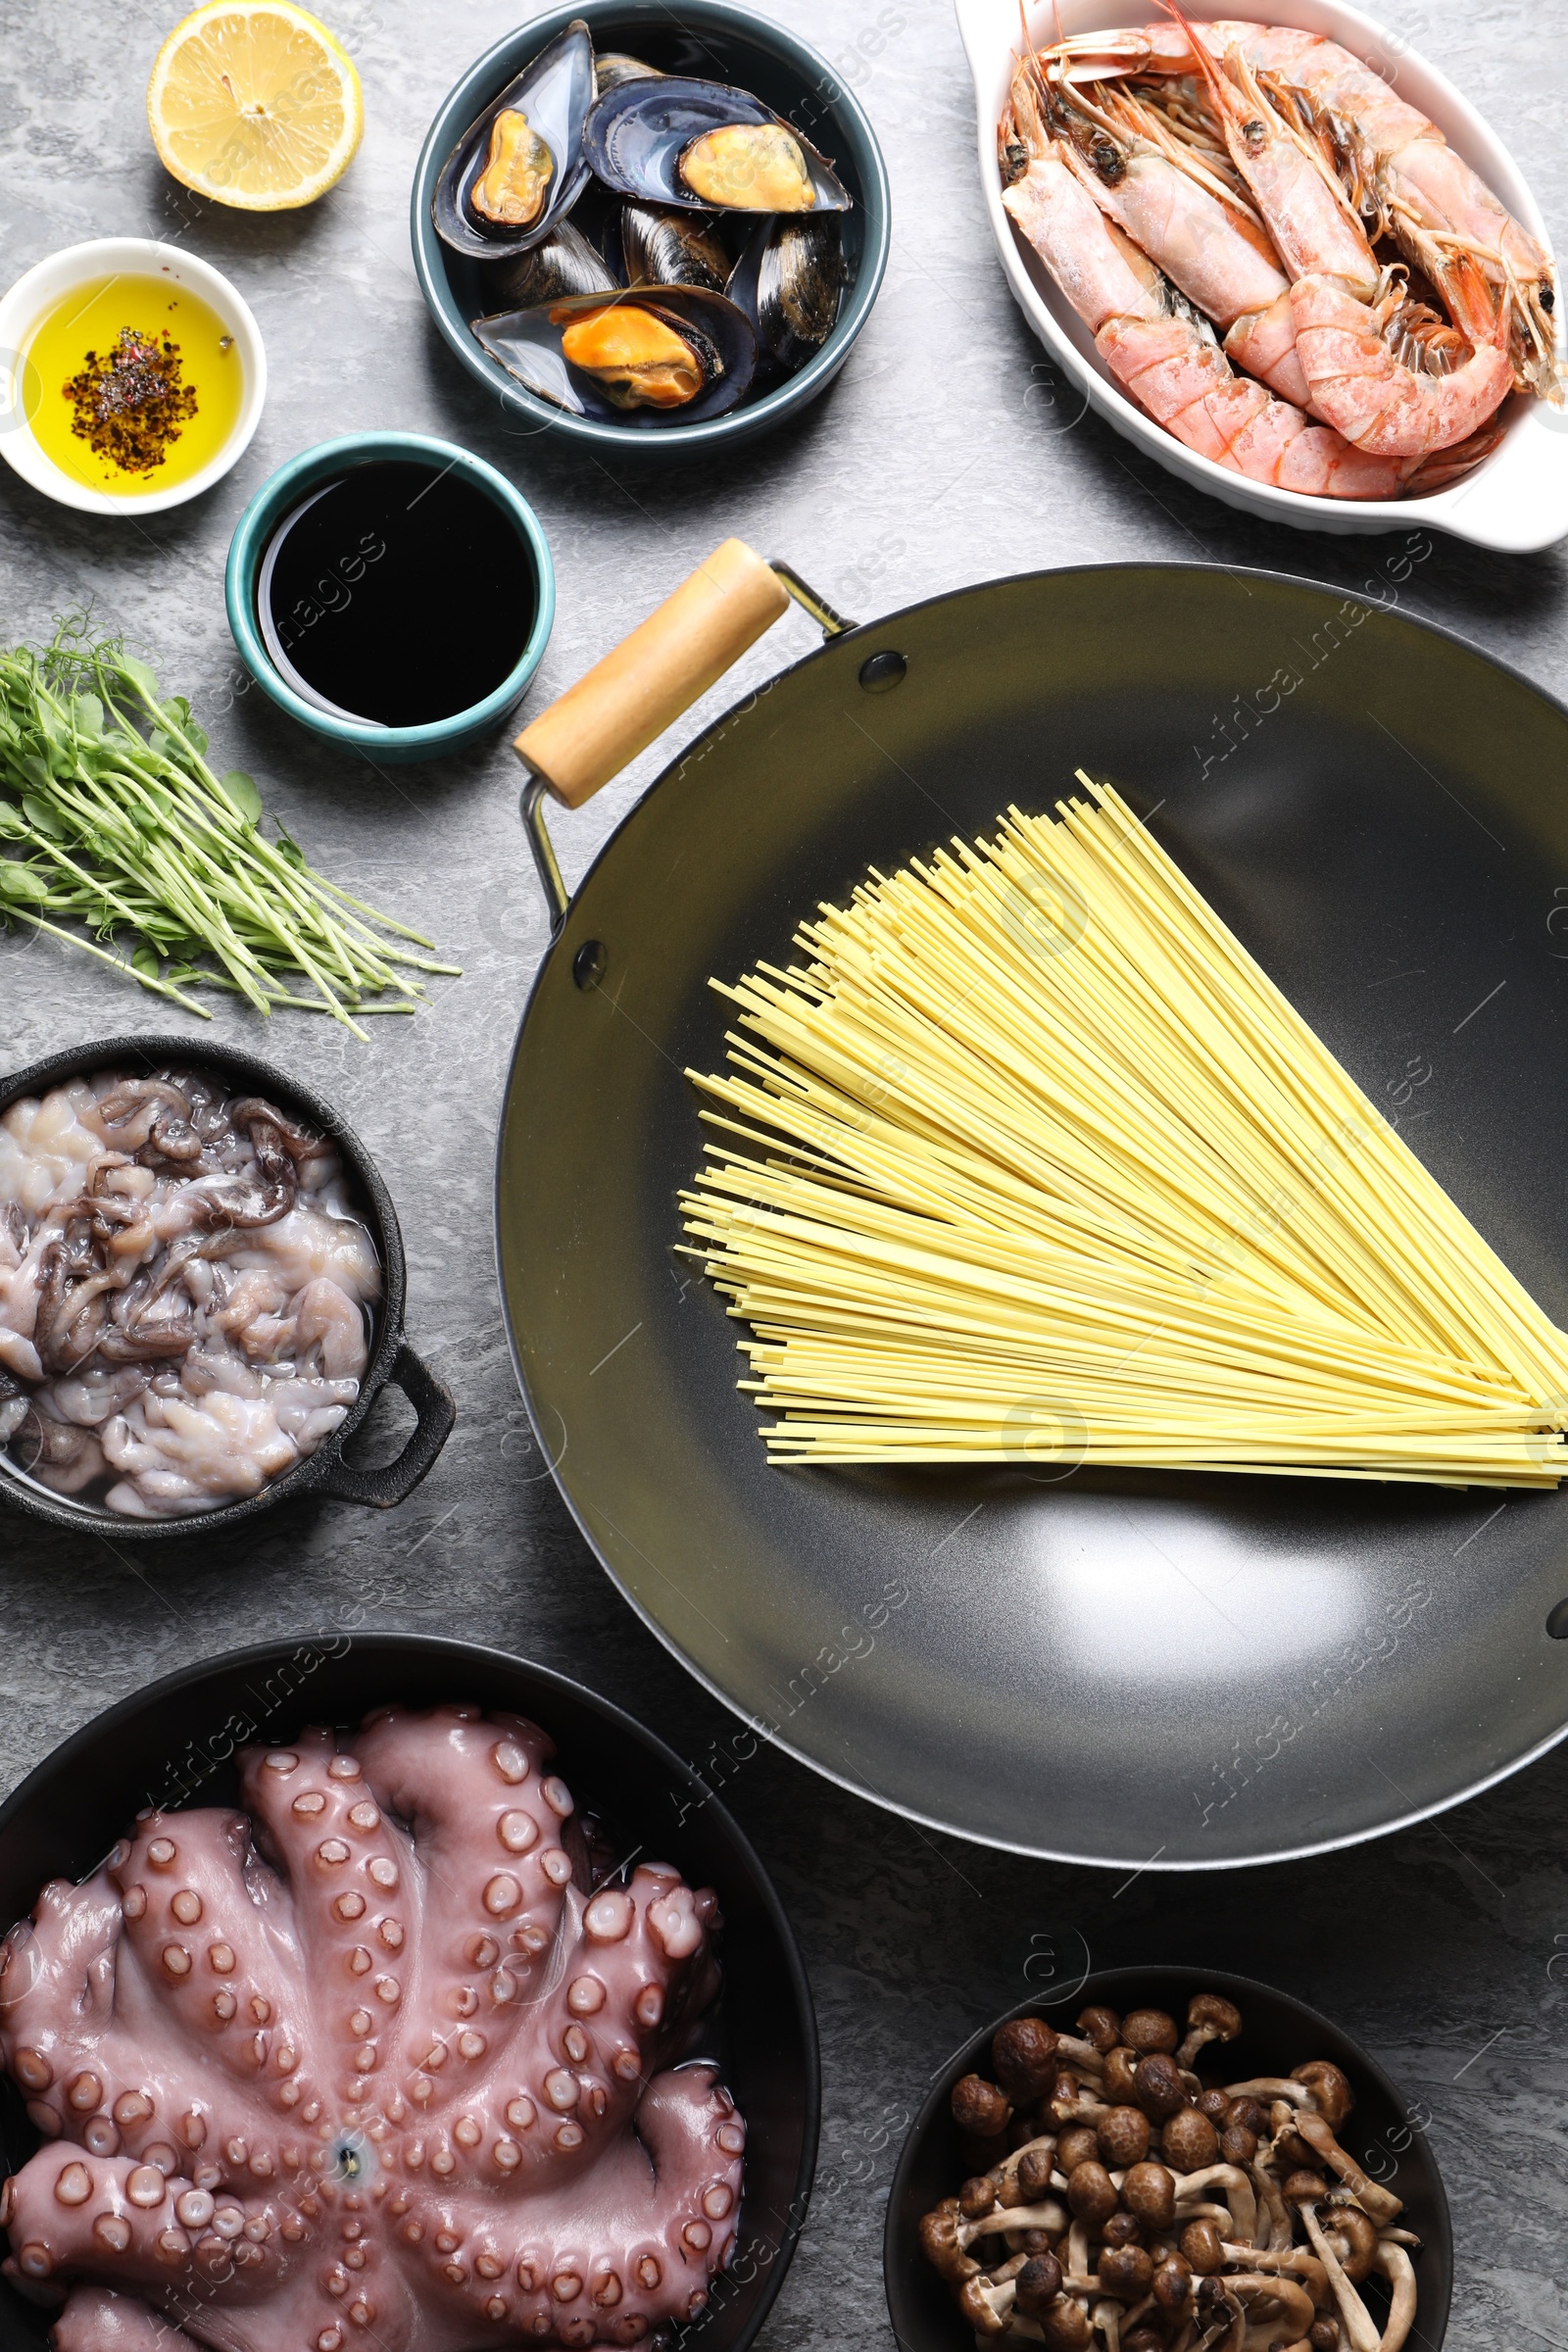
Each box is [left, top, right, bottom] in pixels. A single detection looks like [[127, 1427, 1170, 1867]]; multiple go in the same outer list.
[[411, 1, 891, 454]]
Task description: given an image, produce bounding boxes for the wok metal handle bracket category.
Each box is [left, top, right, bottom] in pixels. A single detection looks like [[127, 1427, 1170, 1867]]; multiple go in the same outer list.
[[521, 772, 571, 933], [517, 546, 855, 937], [771, 561, 855, 639]]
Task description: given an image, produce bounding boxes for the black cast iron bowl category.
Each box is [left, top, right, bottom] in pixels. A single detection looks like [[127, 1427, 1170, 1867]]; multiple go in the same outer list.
[[885, 1965, 1452, 2352], [0, 1634, 819, 2352], [0, 1036, 455, 1538]]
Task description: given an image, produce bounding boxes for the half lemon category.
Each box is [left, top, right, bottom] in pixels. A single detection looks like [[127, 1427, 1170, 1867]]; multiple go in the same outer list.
[[148, 2, 364, 210]]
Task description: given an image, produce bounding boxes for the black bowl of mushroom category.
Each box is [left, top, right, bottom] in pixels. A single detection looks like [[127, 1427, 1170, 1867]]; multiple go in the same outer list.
[[0, 1037, 454, 1538], [410, 0, 891, 456], [885, 1968, 1451, 2352]]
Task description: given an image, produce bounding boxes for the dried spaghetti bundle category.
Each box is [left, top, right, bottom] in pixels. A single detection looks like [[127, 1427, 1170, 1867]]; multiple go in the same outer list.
[[680, 777, 1568, 1485]]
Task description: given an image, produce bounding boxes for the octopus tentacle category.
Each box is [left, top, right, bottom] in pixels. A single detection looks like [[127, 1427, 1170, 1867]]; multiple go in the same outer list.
[[53, 2283, 208, 2352]]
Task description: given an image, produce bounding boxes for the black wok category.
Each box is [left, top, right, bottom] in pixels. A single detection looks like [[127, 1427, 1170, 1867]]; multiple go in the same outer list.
[[496, 552, 1568, 1869]]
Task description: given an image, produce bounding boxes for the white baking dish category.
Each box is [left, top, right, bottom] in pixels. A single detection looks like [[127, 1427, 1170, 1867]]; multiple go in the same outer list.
[[956, 0, 1568, 548]]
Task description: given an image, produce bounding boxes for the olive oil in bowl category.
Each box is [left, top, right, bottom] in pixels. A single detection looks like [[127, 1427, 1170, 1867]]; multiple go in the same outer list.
[[258, 460, 538, 728], [22, 273, 244, 497]]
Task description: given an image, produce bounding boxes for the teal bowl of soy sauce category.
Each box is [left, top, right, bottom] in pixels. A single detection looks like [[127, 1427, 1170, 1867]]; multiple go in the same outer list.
[[225, 430, 555, 763]]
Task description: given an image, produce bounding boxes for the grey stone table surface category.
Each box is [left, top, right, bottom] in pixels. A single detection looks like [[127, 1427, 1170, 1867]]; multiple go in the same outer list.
[[3, 0, 1568, 2344]]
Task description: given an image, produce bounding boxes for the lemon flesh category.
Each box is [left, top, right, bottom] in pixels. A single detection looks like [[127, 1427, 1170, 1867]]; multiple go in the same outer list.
[[148, 2, 364, 211]]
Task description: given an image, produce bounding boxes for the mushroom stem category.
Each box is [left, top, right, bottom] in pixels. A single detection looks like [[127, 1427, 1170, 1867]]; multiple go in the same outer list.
[[1298, 2203, 1381, 2352], [1221, 2273, 1315, 2343], [1375, 2241, 1418, 2352], [1248, 2157, 1292, 2252], [1093, 2296, 1122, 2350], [1056, 2035, 1107, 2075], [1054, 2090, 1112, 2124], [958, 2199, 1066, 2253], [1293, 2115, 1402, 2226], [1223, 2078, 1312, 2107], [1173, 2165, 1257, 2244], [1219, 2243, 1331, 2305], [1004, 2203, 1070, 2246]]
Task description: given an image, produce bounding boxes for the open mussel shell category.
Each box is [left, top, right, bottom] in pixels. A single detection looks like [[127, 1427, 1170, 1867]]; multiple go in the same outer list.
[[728, 215, 846, 372], [583, 76, 853, 215], [481, 219, 616, 310], [615, 202, 730, 293], [472, 286, 757, 426], [432, 20, 596, 261]]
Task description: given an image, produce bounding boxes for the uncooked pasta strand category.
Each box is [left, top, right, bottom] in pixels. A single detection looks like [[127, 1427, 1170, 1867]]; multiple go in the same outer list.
[[682, 778, 1568, 1486]]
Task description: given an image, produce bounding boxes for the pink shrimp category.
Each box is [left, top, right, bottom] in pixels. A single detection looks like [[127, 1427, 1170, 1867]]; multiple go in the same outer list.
[[1019, 48, 1291, 340], [1000, 142, 1489, 498], [1163, 11, 1512, 457], [1013, 45, 1501, 448], [1018, 48, 1321, 411], [1193, 21, 1555, 392], [1054, 18, 1556, 397]]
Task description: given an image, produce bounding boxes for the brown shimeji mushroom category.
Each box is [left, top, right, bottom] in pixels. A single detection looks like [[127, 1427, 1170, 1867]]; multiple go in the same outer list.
[[1097, 2106, 1151, 2168], [953, 2072, 1013, 2138], [1076, 2006, 1122, 2054], [918, 1992, 1422, 2351], [1176, 1992, 1243, 2071], [1131, 2052, 1188, 2121], [1160, 2105, 1219, 2172], [1120, 2008, 1179, 2055], [1102, 2047, 1141, 2104], [1292, 2059, 1355, 2126], [993, 2016, 1060, 2105]]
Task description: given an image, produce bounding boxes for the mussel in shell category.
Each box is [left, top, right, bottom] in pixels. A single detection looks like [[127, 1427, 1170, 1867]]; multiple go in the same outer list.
[[471, 109, 554, 228], [615, 201, 730, 293], [471, 286, 757, 424], [559, 306, 707, 408], [432, 20, 596, 260], [730, 216, 846, 371], [481, 219, 616, 309], [595, 52, 663, 92], [583, 76, 853, 215]]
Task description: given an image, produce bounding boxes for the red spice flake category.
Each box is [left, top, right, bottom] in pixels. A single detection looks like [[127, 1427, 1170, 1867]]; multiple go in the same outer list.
[[63, 326, 198, 474]]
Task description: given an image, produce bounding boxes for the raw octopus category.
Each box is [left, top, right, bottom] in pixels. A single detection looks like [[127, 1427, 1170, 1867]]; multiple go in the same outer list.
[[0, 1704, 746, 2352], [0, 1069, 380, 1517]]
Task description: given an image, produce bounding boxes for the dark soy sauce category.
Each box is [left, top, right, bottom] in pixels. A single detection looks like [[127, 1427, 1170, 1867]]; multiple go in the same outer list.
[[259, 459, 535, 728]]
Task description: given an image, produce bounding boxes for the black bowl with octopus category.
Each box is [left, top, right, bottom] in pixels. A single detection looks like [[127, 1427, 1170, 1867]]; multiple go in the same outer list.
[[0, 1037, 454, 1540], [0, 1634, 819, 2352]]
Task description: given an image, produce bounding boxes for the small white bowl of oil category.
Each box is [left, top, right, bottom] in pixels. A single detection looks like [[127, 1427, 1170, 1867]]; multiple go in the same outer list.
[[0, 237, 266, 516]]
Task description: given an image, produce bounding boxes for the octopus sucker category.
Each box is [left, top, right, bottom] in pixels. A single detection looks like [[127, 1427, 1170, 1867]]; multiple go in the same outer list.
[[1, 1707, 743, 2352]]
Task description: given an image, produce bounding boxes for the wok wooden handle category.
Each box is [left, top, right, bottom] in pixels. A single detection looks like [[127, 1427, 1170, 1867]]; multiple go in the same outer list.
[[514, 538, 790, 809]]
